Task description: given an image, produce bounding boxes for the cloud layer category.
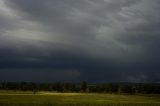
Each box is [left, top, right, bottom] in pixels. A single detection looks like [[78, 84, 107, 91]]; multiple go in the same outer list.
[[0, 0, 160, 82]]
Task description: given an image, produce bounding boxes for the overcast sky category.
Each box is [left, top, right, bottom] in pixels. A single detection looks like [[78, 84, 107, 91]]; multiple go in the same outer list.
[[0, 0, 160, 83]]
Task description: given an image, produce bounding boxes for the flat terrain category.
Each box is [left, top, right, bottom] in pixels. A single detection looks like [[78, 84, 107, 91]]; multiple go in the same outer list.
[[0, 91, 160, 106]]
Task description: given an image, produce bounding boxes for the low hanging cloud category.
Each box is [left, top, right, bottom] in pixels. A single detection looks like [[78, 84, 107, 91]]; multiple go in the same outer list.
[[0, 0, 160, 83]]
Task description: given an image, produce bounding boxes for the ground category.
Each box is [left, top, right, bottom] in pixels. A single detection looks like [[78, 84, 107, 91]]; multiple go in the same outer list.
[[0, 91, 160, 106]]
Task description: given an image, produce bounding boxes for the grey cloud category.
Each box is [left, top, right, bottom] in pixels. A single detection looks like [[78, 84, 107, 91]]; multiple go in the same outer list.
[[0, 0, 160, 82], [0, 69, 81, 82]]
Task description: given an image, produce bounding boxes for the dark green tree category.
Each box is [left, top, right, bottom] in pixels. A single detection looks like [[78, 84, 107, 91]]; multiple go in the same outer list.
[[81, 81, 87, 92]]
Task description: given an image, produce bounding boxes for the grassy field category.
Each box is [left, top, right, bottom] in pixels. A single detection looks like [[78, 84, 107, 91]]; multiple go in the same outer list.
[[0, 91, 160, 106]]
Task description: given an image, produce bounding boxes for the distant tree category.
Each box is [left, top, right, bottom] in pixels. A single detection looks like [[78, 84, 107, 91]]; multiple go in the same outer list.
[[118, 84, 136, 94], [55, 82, 64, 92], [81, 81, 87, 92], [33, 89, 37, 94]]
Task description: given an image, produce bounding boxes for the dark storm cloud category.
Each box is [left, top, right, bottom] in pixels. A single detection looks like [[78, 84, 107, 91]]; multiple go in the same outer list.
[[0, 46, 123, 82], [0, 0, 160, 82]]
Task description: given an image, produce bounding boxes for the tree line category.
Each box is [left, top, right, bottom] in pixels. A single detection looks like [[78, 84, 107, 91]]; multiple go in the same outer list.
[[0, 81, 160, 94]]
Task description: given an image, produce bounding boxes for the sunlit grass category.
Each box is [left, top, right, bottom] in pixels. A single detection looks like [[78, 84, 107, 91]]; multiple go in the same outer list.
[[0, 91, 160, 106]]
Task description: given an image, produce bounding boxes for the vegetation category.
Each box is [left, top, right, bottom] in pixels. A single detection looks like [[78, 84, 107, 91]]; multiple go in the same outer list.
[[0, 82, 160, 106], [0, 91, 160, 106], [0, 82, 160, 94]]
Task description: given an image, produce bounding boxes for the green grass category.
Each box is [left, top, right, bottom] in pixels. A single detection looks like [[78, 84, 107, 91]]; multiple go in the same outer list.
[[0, 91, 160, 106]]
